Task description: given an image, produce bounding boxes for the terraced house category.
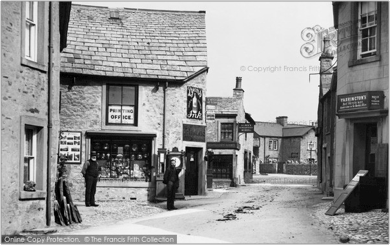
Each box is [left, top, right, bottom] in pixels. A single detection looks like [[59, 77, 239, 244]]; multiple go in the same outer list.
[[59, 4, 208, 202]]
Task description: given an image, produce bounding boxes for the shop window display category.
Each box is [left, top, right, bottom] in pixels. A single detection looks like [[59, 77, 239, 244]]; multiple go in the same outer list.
[[91, 137, 152, 181]]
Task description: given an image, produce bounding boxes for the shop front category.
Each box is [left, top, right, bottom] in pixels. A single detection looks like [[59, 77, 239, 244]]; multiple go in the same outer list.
[[335, 91, 388, 208], [85, 132, 157, 201]]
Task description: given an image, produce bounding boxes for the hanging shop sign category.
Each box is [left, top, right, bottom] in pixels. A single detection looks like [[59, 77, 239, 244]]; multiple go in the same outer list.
[[59, 131, 82, 164], [238, 123, 254, 133], [108, 105, 134, 124], [337, 91, 384, 113], [187, 86, 203, 120], [183, 124, 206, 142]]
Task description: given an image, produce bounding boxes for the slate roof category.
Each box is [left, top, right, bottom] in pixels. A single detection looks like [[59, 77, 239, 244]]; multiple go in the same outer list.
[[60, 4, 207, 80], [254, 122, 283, 137], [282, 126, 313, 138], [254, 122, 313, 138]]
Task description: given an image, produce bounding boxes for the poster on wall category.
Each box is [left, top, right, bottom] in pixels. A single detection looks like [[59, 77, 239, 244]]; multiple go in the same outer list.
[[187, 86, 203, 120], [59, 131, 82, 164]]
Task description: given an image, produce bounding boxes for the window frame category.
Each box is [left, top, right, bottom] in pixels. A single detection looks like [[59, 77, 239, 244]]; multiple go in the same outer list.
[[19, 115, 47, 200], [358, 2, 377, 58], [20, 1, 48, 72], [348, 2, 382, 67], [220, 123, 234, 141], [268, 139, 278, 151], [106, 84, 139, 126]]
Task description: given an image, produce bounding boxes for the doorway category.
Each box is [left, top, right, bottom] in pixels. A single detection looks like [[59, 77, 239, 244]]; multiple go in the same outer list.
[[353, 123, 377, 177], [185, 147, 201, 195]]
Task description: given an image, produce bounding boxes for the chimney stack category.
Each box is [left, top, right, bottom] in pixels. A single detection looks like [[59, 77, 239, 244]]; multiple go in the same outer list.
[[233, 77, 244, 99], [276, 116, 288, 127]]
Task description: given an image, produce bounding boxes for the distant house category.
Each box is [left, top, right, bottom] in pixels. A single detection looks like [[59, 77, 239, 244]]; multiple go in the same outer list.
[[254, 117, 317, 173], [1, 2, 71, 235], [59, 4, 208, 202], [205, 77, 255, 186]]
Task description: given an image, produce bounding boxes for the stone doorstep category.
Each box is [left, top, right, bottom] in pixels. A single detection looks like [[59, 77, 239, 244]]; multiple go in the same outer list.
[[322, 197, 334, 201]]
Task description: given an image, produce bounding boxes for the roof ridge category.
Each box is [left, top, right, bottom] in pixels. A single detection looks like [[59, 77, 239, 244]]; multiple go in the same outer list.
[[71, 4, 206, 14]]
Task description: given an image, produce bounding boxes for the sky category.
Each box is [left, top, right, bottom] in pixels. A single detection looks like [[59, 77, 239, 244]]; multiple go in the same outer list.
[[76, 1, 335, 125]]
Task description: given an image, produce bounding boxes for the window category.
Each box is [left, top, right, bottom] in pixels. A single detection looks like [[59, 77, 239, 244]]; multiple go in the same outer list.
[[210, 155, 233, 179], [358, 2, 377, 58], [21, 2, 47, 71], [24, 127, 37, 184], [268, 139, 278, 151], [106, 85, 138, 125], [20, 115, 47, 200], [91, 137, 152, 181], [221, 123, 233, 141]]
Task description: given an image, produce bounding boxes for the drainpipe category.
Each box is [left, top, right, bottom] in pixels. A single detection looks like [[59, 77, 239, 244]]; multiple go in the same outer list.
[[162, 82, 168, 149], [46, 2, 53, 226]]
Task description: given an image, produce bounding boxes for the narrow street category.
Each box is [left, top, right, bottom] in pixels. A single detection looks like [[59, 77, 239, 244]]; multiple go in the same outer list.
[[61, 176, 339, 243]]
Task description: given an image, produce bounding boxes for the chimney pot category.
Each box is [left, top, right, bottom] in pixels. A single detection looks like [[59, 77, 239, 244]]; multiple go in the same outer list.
[[236, 77, 242, 89]]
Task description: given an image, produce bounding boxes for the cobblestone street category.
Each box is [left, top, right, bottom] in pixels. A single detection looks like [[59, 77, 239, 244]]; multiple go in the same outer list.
[[313, 202, 389, 244]]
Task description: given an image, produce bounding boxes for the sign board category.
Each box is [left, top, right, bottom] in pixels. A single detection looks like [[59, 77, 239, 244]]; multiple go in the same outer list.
[[183, 124, 206, 142], [238, 123, 254, 133], [108, 105, 134, 124], [59, 131, 82, 164], [206, 97, 222, 105], [207, 142, 241, 150], [325, 170, 368, 216], [206, 112, 215, 121], [187, 86, 203, 120], [337, 91, 384, 113]]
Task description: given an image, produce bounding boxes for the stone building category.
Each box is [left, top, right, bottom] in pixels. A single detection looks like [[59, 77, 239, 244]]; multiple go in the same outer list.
[[254, 117, 317, 173], [316, 36, 337, 196], [331, 2, 388, 205], [1, 2, 71, 235], [59, 4, 208, 202], [205, 77, 256, 187]]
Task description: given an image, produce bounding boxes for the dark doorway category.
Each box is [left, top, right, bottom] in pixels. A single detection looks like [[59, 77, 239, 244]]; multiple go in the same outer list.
[[185, 147, 201, 195], [365, 124, 377, 177]]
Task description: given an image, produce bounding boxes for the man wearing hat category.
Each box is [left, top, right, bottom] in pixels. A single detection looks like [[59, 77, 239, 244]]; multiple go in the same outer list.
[[163, 158, 180, 210], [81, 151, 99, 207]]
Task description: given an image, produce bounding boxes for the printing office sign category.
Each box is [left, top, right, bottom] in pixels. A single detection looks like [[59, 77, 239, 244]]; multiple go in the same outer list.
[[337, 91, 384, 113], [187, 86, 203, 120], [108, 105, 134, 124]]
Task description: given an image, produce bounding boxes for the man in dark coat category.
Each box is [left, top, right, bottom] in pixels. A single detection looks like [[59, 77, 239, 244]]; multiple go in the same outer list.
[[81, 151, 99, 207], [164, 158, 179, 210]]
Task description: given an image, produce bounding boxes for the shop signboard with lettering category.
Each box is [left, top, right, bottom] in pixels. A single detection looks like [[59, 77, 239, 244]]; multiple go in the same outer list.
[[183, 124, 206, 142], [337, 91, 384, 113], [187, 86, 203, 120], [238, 123, 254, 133], [59, 131, 82, 164]]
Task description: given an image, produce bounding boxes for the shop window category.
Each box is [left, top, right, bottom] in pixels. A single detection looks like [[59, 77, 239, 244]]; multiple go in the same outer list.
[[91, 137, 152, 181], [21, 1, 47, 71], [221, 123, 233, 141], [106, 85, 138, 126], [211, 155, 233, 179]]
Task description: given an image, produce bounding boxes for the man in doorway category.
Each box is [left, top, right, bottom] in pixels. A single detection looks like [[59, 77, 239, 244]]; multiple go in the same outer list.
[[81, 151, 99, 207], [164, 158, 179, 210]]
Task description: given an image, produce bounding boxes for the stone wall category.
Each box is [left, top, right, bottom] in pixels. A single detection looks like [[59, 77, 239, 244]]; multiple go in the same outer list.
[[1, 2, 62, 235], [260, 163, 277, 174], [285, 164, 318, 175]]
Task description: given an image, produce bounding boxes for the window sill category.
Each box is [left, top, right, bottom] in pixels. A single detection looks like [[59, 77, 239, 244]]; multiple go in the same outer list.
[[19, 190, 46, 200], [348, 55, 381, 67], [21, 57, 47, 73]]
